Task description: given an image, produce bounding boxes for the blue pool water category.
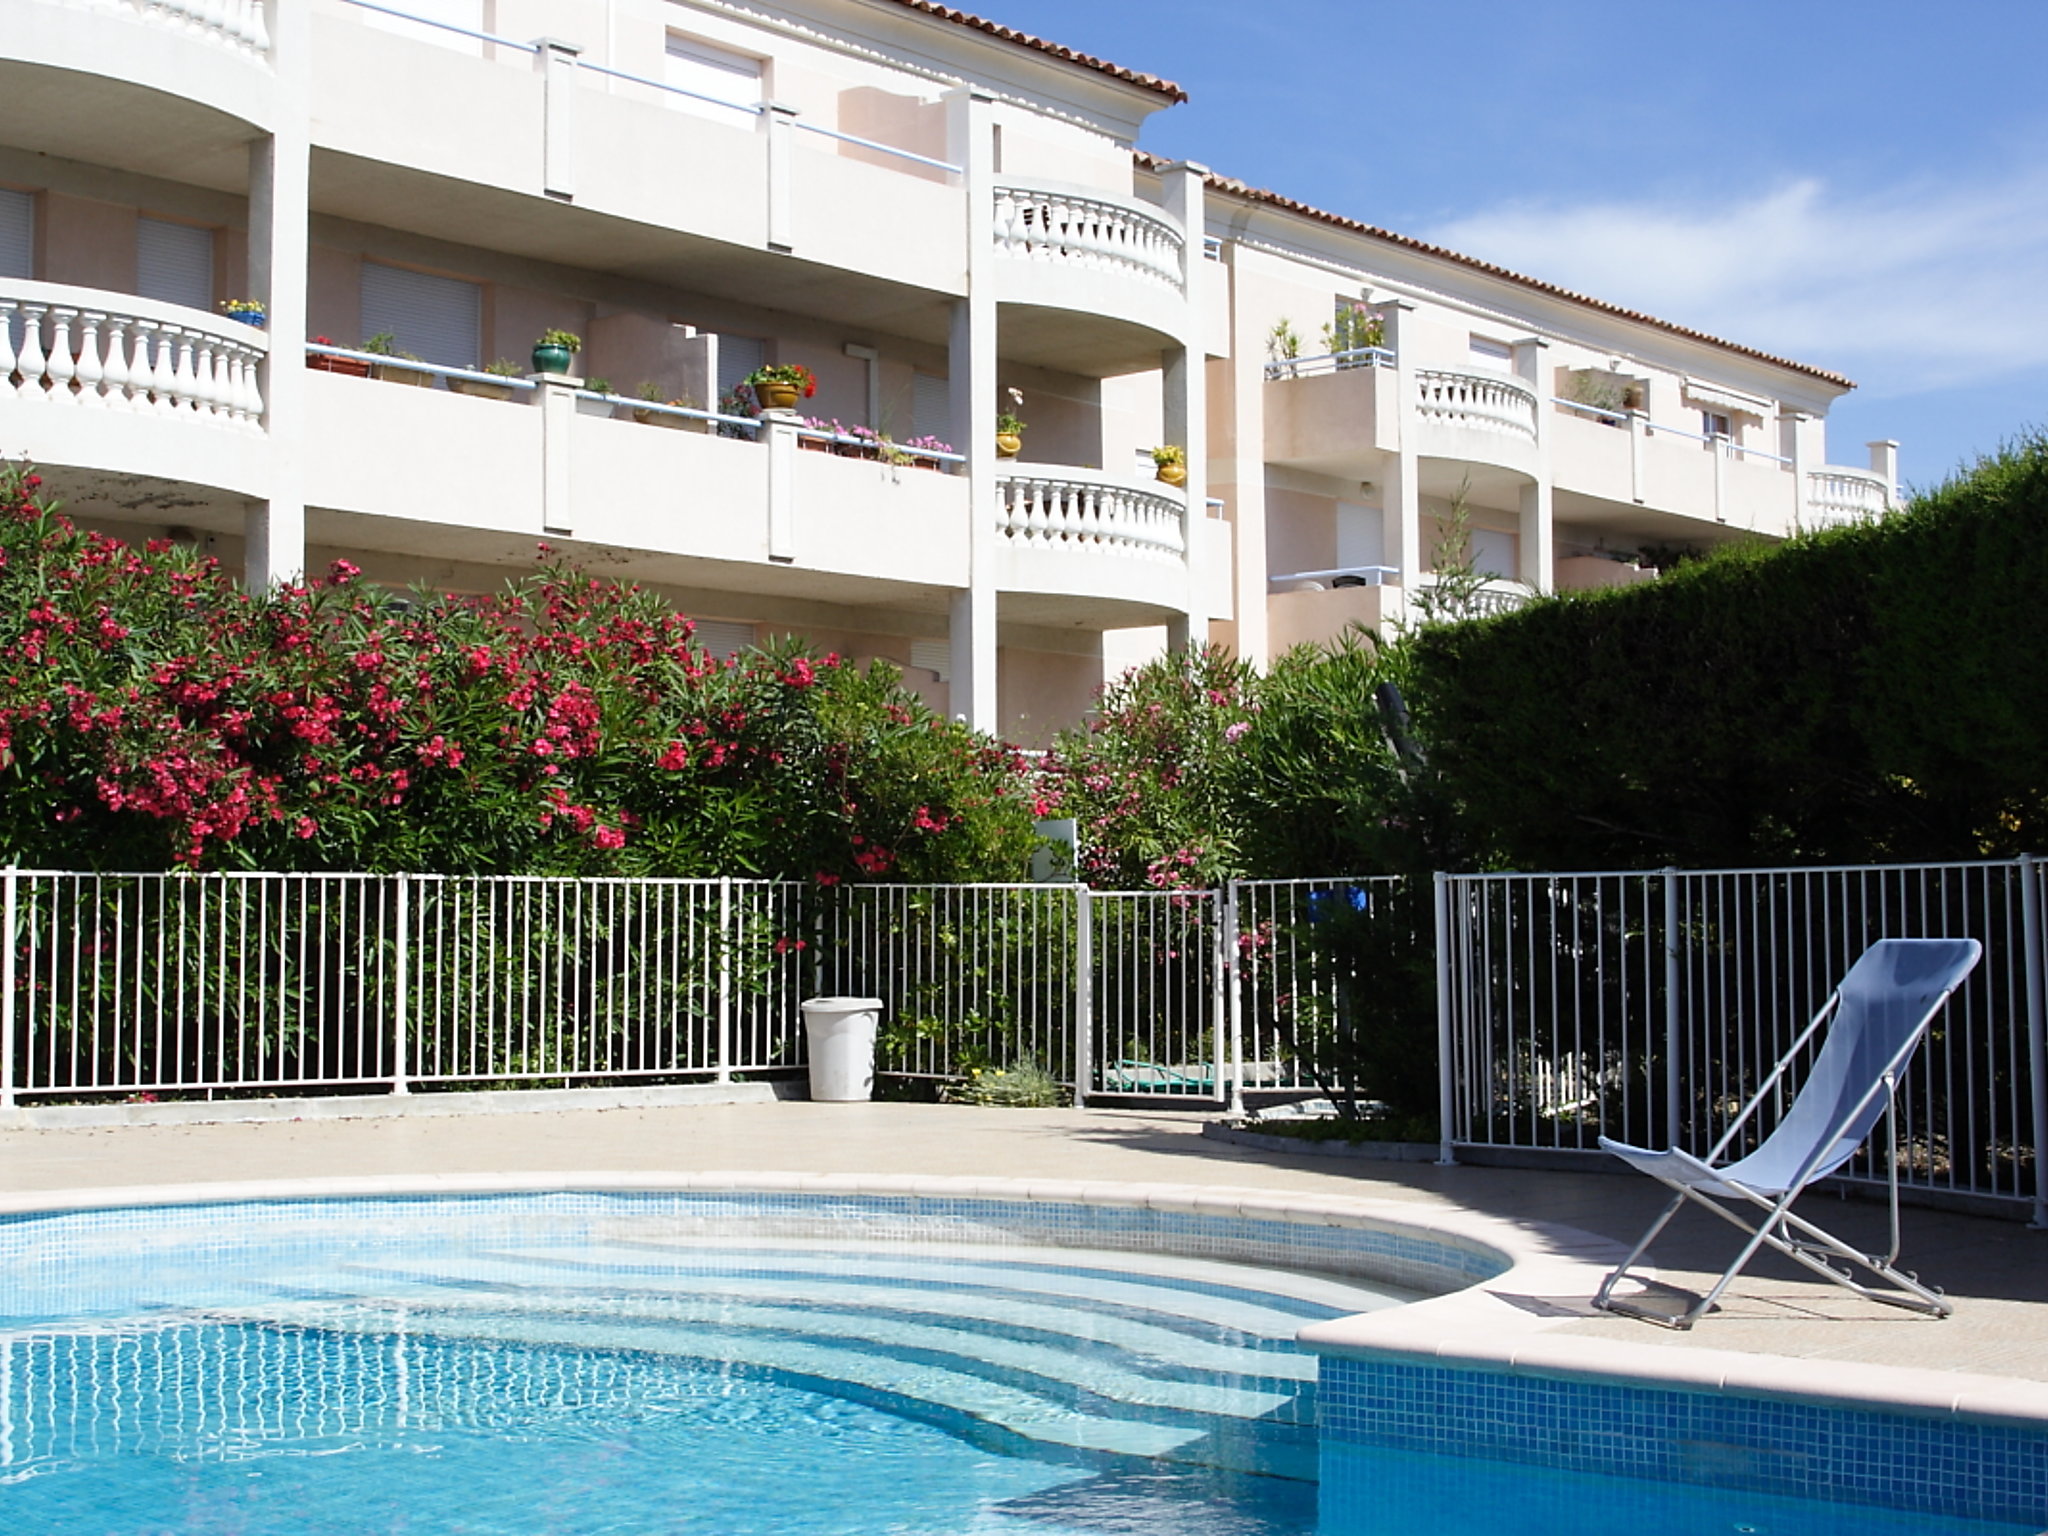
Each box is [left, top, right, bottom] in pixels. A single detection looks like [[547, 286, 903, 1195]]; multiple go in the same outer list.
[[0, 1194, 2037, 1535]]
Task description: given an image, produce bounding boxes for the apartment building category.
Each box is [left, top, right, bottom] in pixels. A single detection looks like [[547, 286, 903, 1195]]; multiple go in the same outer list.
[[0, 0, 1895, 744]]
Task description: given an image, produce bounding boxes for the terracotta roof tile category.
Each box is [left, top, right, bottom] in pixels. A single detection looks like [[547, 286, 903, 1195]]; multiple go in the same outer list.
[[1162, 156, 1853, 390], [874, 0, 1187, 101]]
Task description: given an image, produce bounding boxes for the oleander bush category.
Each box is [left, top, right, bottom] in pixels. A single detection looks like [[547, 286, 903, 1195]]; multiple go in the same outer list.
[[0, 462, 1036, 880]]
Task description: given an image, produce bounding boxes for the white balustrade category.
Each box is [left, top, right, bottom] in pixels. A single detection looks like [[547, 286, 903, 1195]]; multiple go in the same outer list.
[[996, 467, 1187, 563], [991, 185, 1185, 294], [1414, 369, 1538, 441], [41, 0, 271, 55], [1806, 466, 1891, 524], [0, 282, 268, 429]]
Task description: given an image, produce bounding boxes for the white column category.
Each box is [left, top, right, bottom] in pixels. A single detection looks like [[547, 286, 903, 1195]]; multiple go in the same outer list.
[[1380, 300, 1420, 629], [534, 373, 578, 534], [1512, 336, 1551, 593], [1160, 160, 1208, 651], [1785, 411, 1814, 529], [1224, 245, 1269, 664], [243, 0, 311, 590], [764, 407, 798, 560], [763, 102, 798, 254], [535, 39, 581, 202], [944, 88, 998, 732], [1867, 438, 1900, 508]]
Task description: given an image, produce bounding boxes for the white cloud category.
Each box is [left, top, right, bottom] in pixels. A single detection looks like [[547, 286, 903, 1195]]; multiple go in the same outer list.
[[1425, 171, 2048, 396]]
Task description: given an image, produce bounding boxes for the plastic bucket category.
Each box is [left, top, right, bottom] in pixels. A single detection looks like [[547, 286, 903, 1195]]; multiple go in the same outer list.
[[800, 996, 884, 1101]]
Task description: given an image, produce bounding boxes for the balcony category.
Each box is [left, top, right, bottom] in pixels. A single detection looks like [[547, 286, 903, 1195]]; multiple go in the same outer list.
[[1805, 466, 1892, 527], [995, 464, 1191, 621], [299, 356, 970, 599], [1549, 397, 1800, 535], [990, 179, 1189, 372], [1262, 350, 1398, 475], [0, 280, 270, 500], [1408, 368, 1539, 476]]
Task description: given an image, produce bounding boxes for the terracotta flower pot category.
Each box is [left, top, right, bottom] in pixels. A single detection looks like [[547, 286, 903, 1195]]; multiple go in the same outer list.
[[756, 380, 800, 410], [307, 351, 371, 378]]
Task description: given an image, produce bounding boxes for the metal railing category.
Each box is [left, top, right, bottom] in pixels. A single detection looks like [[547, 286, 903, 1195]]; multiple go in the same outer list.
[[1438, 859, 2048, 1222], [1262, 346, 1396, 381]]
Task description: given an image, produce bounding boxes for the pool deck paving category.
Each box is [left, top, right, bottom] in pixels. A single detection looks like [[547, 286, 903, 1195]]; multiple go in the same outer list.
[[4, 1099, 2046, 1411]]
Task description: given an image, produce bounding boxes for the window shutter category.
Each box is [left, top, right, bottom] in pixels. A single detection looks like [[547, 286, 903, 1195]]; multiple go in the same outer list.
[[0, 189, 32, 280], [912, 372, 952, 448], [717, 335, 764, 399], [136, 217, 214, 313], [1468, 528, 1516, 580], [693, 620, 756, 661], [360, 262, 482, 369], [364, 0, 483, 56], [663, 35, 762, 121], [909, 639, 951, 681]]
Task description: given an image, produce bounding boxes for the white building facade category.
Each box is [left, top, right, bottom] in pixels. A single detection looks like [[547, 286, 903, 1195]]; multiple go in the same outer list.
[[0, 0, 1894, 743]]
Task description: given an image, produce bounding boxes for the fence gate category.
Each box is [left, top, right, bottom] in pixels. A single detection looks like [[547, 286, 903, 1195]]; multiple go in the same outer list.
[[1080, 889, 1226, 1105]]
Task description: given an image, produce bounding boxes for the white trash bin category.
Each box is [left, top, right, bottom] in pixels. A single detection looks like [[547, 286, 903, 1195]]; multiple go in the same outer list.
[[801, 996, 884, 1101]]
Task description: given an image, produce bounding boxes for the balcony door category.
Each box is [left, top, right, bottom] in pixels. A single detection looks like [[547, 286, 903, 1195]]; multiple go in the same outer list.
[[0, 189, 30, 280], [360, 263, 482, 372], [136, 217, 214, 313]]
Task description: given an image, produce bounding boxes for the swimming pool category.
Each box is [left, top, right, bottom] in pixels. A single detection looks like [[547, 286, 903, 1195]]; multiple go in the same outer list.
[[1, 1178, 2042, 1534]]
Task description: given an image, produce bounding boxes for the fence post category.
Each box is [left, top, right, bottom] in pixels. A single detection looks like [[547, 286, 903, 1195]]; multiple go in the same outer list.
[[716, 876, 733, 1082], [1434, 872, 1456, 1166], [1, 865, 16, 1112], [2020, 854, 2047, 1229], [1223, 881, 1244, 1116], [392, 873, 410, 1096], [1663, 867, 1681, 1145], [1073, 885, 1092, 1108]]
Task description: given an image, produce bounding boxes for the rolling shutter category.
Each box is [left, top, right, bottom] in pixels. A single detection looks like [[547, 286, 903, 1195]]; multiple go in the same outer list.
[[912, 372, 952, 448], [663, 35, 762, 122], [360, 262, 482, 369], [909, 639, 951, 681], [693, 620, 757, 661], [0, 189, 32, 280], [136, 217, 214, 313], [716, 335, 764, 400]]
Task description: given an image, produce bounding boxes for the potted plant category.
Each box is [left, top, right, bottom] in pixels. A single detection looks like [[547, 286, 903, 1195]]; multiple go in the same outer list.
[[633, 382, 700, 429], [220, 298, 266, 329], [532, 328, 581, 376], [305, 335, 371, 378], [362, 331, 430, 387], [996, 387, 1025, 458], [717, 385, 760, 441], [1152, 444, 1188, 487], [904, 433, 953, 471], [1321, 306, 1385, 366], [449, 358, 522, 402], [744, 362, 816, 411], [1266, 318, 1301, 377]]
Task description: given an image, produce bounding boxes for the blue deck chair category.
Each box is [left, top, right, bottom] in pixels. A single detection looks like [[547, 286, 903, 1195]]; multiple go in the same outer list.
[[1592, 937, 1981, 1330]]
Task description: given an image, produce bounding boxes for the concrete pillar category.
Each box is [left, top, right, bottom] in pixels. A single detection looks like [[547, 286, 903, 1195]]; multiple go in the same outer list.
[[536, 39, 581, 202], [763, 102, 797, 253], [1512, 336, 1551, 593], [1159, 160, 1208, 651], [1223, 244, 1269, 664], [1867, 439, 1899, 507], [944, 89, 998, 732], [763, 407, 799, 560], [1380, 301, 1420, 628], [243, 0, 311, 591], [533, 373, 579, 535]]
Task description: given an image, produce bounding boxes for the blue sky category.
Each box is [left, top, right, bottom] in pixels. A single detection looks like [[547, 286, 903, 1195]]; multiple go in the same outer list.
[[993, 0, 2048, 490]]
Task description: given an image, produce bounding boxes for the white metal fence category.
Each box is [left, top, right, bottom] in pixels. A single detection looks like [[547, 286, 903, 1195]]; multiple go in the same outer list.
[[1438, 859, 2048, 1222]]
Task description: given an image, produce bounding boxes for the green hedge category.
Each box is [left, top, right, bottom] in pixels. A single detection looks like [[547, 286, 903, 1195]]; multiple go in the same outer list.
[[1409, 434, 2048, 869]]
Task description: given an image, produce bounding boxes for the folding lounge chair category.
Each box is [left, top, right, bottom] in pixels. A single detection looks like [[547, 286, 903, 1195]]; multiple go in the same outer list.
[[1592, 936, 1982, 1330]]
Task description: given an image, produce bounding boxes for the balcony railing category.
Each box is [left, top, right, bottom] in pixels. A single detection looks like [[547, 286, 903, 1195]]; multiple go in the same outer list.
[[1806, 466, 1891, 523], [996, 467, 1186, 562], [1415, 369, 1537, 441], [0, 283, 268, 427], [991, 185, 1185, 294], [42, 0, 272, 55], [1262, 346, 1396, 381]]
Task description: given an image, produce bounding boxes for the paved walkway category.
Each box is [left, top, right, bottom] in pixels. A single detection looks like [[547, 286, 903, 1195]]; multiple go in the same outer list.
[[4, 1100, 2045, 1386]]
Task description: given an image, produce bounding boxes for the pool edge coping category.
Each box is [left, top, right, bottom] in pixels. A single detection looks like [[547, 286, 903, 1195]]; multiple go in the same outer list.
[[6, 1169, 2046, 1433]]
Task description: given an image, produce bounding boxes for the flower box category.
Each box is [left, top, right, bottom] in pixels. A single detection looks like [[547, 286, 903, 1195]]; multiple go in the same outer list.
[[307, 350, 372, 378]]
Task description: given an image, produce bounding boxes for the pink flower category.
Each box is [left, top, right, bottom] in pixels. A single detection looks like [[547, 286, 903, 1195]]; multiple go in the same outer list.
[[1224, 721, 1251, 743]]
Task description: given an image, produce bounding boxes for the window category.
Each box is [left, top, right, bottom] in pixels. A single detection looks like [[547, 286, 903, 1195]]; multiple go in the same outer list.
[[1701, 411, 1733, 441], [912, 372, 952, 448], [136, 217, 214, 312], [717, 334, 765, 401], [364, 0, 483, 57], [663, 35, 762, 123], [1469, 334, 1514, 370], [359, 262, 482, 369], [693, 620, 756, 661], [910, 639, 951, 681], [1469, 527, 1516, 581], [0, 188, 31, 280], [1334, 501, 1384, 573]]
